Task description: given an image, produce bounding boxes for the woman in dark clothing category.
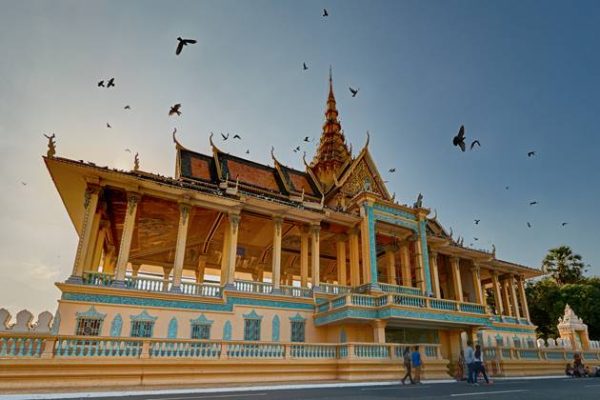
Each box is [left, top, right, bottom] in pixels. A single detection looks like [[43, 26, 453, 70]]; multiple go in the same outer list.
[[474, 345, 491, 384]]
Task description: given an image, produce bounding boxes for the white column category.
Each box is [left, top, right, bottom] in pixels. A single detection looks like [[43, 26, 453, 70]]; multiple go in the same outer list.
[[429, 249, 441, 298], [450, 257, 463, 302], [310, 225, 321, 289], [300, 226, 309, 287], [112, 192, 140, 287], [271, 216, 283, 292], [220, 221, 231, 285], [336, 234, 348, 285], [226, 213, 241, 287], [384, 245, 397, 285], [171, 203, 191, 292], [196, 257, 207, 284], [491, 271, 504, 315], [89, 220, 109, 272], [349, 228, 360, 286], [510, 275, 522, 319], [359, 214, 372, 284], [399, 242, 412, 287], [162, 266, 172, 292], [471, 263, 484, 304], [413, 237, 426, 293], [67, 184, 101, 283], [517, 275, 530, 321], [502, 278, 513, 316], [83, 212, 102, 272]]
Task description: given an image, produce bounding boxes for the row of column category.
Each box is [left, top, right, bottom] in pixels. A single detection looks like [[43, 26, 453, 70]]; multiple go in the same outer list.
[[382, 241, 425, 291], [491, 272, 530, 320]]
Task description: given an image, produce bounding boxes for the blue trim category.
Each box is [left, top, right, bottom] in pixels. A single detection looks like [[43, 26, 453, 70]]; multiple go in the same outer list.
[[62, 292, 315, 312], [289, 313, 306, 322], [242, 309, 263, 319], [76, 306, 106, 320], [372, 212, 418, 232], [167, 317, 178, 338], [419, 220, 433, 294], [272, 315, 280, 342], [190, 314, 214, 325], [109, 314, 123, 337], [223, 320, 232, 340], [130, 310, 158, 322], [365, 204, 379, 285], [372, 203, 417, 221], [488, 325, 536, 334]]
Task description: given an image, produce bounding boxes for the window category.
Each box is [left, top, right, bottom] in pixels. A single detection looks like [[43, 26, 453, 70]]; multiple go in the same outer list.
[[291, 321, 305, 343], [75, 318, 102, 336], [131, 321, 154, 338], [191, 323, 211, 340], [244, 319, 261, 341]]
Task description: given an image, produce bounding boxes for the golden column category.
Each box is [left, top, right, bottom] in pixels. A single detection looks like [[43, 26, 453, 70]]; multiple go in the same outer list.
[[470, 263, 484, 304], [162, 266, 172, 292], [171, 203, 191, 292], [509, 275, 522, 319], [359, 214, 372, 284], [271, 216, 284, 292], [413, 237, 426, 293], [112, 192, 140, 287], [501, 278, 513, 316], [67, 184, 101, 284], [102, 245, 116, 274], [131, 263, 141, 277], [491, 271, 504, 315], [89, 220, 109, 273], [517, 275, 530, 321], [450, 257, 464, 302], [310, 225, 321, 289], [399, 241, 412, 287], [300, 226, 309, 287], [429, 249, 441, 298], [196, 256, 207, 284], [336, 234, 348, 285], [225, 213, 241, 288], [219, 219, 231, 285], [83, 213, 102, 272], [384, 245, 397, 285], [349, 227, 361, 286]]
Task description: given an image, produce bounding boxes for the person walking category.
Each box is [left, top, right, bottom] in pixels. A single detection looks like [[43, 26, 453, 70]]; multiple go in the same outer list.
[[465, 340, 476, 385], [474, 344, 491, 384], [400, 346, 414, 385], [412, 345, 423, 384]]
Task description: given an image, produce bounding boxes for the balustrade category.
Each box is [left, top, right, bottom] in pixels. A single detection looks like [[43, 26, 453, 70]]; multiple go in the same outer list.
[[0, 336, 44, 357], [150, 340, 221, 358], [379, 283, 422, 296], [55, 337, 142, 357], [290, 344, 337, 358], [430, 298, 458, 311], [180, 282, 222, 298], [320, 283, 352, 295], [459, 303, 486, 314], [280, 285, 313, 298], [226, 342, 285, 358], [392, 294, 426, 308], [354, 344, 389, 358], [331, 296, 347, 309], [126, 276, 166, 292], [82, 272, 114, 287], [234, 280, 273, 294]]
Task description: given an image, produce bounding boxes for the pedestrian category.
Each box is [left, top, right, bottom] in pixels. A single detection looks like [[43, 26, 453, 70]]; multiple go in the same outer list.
[[455, 350, 465, 381], [411, 345, 423, 384], [465, 340, 476, 385], [400, 346, 414, 385], [474, 344, 491, 384]]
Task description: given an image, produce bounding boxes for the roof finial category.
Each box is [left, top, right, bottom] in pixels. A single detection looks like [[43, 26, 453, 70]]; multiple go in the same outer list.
[[329, 65, 333, 89]]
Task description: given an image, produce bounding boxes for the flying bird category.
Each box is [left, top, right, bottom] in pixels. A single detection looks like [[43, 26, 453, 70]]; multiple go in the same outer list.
[[304, 136, 311, 142], [125, 148, 131, 153], [529, 201, 538, 205], [527, 222, 532, 228], [528, 151, 536, 157], [388, 168, 396, 173], [561, 222, 568, 226], [169, 104, 182, 116], [453, 125, 466, 152], [293, 146, 301, 153], [97, 80, 105, 87], [505, 186, 510, 190], [106, 123, 111, 128], [474, 237, 479, 241], [303, 62, 308, 71], [322, 8, 328, 17], [233, 134, 241, 140], [221, 132, 229, 141], [474, 219, 480, 225], [349, 87, 359, 97], [106, 78, 115, 88], [21, 181, 27, 186], [470, 140, 481, 150], [245, 150, 250, 154], [175, 37, 197, 55], [124, 105, 131, 110]]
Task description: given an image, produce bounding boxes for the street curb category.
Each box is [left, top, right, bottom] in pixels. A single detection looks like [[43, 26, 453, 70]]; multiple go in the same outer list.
[[0, 377, 566, 400]]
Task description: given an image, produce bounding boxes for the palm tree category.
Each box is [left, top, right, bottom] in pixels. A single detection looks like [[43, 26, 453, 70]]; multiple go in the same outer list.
[[541, 246, 586, 285]]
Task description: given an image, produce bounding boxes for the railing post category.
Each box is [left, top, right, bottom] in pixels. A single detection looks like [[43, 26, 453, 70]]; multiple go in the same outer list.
[[347, 344, 356, 359], [40, 337, 57, 359], [140, 340, 151, 359], [220, 342, 228, 360], [285, 343, 292, 360]]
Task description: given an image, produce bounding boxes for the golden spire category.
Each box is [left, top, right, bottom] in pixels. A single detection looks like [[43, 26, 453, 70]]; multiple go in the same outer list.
[[310, 67, 352, 190]]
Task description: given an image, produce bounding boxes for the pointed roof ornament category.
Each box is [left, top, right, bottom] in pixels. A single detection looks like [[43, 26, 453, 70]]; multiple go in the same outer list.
[[209, 131, 224, 154], [364, 130, 370, 149], [270, 146, 279, 166]]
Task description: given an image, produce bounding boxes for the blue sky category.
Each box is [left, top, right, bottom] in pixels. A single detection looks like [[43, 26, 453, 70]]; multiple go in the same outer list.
[[1, 0, 599, 314]]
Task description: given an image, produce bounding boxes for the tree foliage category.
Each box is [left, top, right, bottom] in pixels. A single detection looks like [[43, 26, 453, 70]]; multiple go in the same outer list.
[[541, 245, 586, 285]]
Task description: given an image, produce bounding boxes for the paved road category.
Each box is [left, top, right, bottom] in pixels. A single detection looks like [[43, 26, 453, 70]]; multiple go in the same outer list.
[[26, 378, 600, 400]]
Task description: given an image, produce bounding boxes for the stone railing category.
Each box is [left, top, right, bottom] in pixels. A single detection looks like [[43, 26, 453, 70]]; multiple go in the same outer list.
[[319, 283, 352, 295], [234, 280, 273, 294], [280, 285, 313, 298], [317, 292, 487, 316], [379, 283, 423, 297], [0, 333, 442, 362], [483, 346, 600, 363]]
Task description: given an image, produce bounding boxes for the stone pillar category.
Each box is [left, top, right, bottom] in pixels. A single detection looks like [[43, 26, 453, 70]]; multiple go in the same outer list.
[[509, 275, 522, 319], [67, 184, 101, 283], [371, 319, 387, 344], [360, 212, 372, 285], [399, 242, 412, 287], [470, 263, 484, 304], [502, 278, 513, 316], [112, 192, 140, 287], [300, 226, 309, 287], [131, 263, 141, 277], [225, 213, 241, 287], [162, 266, 172, 292], [89, 220, 109, 273], [517, 275, 530, 321], [450, 257, 463, 302], [413, 237, 426, 293], [336, 234, 348, 285], [271, 216, 283, 292], [349, 227, 360, 286], [102, 245, 116, 274], [384, 245, 397, 285], [220, 221, 231, 285], [310, 225, 321, 289], [196, 257, 207, 284], [429, 249, 441, 298], [491, 272, 504, 315], [171, 203, 191, 292]]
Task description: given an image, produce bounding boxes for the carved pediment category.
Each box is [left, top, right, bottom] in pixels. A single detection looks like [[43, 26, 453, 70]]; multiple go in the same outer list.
[[340, 159, 384, 198]]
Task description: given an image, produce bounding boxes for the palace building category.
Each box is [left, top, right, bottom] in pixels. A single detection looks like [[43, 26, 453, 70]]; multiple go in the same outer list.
[[5, 74, 592, 390]]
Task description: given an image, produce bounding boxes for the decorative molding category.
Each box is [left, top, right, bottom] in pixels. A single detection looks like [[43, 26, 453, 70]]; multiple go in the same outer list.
[[190, 314, 214, 325], [109, 314, 123, 337], [167, 317, 178, 338], [179, 204, 191, 225], [223, 320, 232, 340], [289, 313, 306, 322], [76, 306, 106, 320], [130, 309, 158, 322], [372, 203, 416, 221], [365, 203, 378, 284], [243, 309, 263, 320], [126, 192, 141, 216], [272, 315, 280, 342]]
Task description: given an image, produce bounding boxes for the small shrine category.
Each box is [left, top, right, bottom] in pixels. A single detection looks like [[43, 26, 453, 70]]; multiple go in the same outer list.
[[558, 304, 591, 350]]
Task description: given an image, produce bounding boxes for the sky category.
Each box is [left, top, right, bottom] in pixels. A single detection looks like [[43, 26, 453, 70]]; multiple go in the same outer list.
[[0, 0, 599, 316]]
